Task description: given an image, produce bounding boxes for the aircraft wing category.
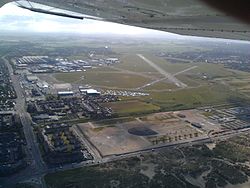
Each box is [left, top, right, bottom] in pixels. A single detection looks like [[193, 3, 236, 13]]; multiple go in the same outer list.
[[1, 0, 250, 40]]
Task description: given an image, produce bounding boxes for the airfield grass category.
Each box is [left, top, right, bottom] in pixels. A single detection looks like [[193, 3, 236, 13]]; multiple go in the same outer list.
[[115, 54, 157, 72], [102, 81, 246, 116], [54, 71, 152, 89], [208, 70, 250, 97], [103, 100, 160, 116], [140, 54, 239, 79], [54, 54, 239, 90], [188, 63, 237, 78], [141, 54, 192, 74], [143, 84, 247, 111], [143, 81, 178, 91], [175, 74, 203, 87]]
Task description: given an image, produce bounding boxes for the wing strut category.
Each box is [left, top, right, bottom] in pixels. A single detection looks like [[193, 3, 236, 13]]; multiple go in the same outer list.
[[14, 0, 103, 20]]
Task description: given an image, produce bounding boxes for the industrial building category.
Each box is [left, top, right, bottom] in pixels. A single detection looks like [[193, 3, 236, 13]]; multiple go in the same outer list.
[[57, 91, 74, 97], [26, 75, 39, 82], [80, 89, 100, 96]]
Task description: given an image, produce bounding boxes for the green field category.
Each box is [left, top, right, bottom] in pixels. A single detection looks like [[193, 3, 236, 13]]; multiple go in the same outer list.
[[143, 84, 246, 110], [115, 55, 157, 73], [103, 100, 160, 115], [141, 55, 192, 74], [143, 81, 178, 91], [215, 72, 250, 96], [140, 54, 239, 79], [54, 71, 152, 89], [188, 63, 236, 78]]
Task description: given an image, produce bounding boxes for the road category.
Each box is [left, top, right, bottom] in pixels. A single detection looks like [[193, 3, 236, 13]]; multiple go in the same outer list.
[[1, 55, 47, 188], [137, 54, 187, 88], [73, 125, 102, 160]]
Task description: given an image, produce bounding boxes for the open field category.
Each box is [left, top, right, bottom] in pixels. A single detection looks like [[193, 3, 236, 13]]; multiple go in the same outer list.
[[143, 84, 246, 110], [115, 54, 158, 73], [188, 63, 236, 78], [77, 122, 151, 156], [215, 72, 250, 96], [103, 100, 160, 116], [141, 54, 192, 74], [175, 74, 203, 87], [54, 71, 152, 89], [143, 81, 178, 91]]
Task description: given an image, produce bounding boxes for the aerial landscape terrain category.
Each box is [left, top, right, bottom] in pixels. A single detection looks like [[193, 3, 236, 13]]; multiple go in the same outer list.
[[0, 31, 250, 188]]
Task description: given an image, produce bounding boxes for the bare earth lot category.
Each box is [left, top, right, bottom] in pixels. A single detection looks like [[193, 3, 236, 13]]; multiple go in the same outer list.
[[76, 110, 211, 156]]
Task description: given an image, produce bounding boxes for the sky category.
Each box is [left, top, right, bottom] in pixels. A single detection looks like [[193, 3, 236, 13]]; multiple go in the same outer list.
[[0, 2, 179, 37], [0, 2, 250, 45]]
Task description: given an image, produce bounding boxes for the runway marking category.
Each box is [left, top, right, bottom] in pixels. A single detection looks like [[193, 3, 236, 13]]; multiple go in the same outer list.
[[173, 66, 197, 76], [137, 54, 188, 88]]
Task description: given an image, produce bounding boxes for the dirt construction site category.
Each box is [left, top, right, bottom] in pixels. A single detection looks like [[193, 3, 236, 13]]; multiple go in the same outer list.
[[74, 110, 218, 156]]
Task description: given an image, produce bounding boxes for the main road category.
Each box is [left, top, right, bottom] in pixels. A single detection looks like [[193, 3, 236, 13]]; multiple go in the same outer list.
[[1, 55, 47, 188]]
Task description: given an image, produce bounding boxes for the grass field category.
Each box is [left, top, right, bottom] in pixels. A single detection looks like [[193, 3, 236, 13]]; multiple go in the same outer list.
[[143, 81, 178, 91], [103, 100, 160, 115], [115, 54, 157, 73], [141, 54, 192, 74], [188, 63, 236, 78], [175, 74, 203, 87], [54, 71, 152, 89], [140, 54, 239, 80], [143, 84, 246, 110], [215, 71, 250, 96]]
